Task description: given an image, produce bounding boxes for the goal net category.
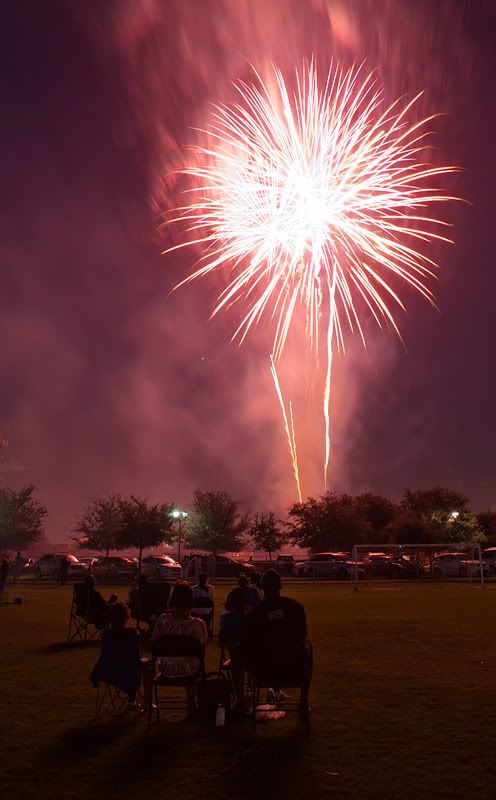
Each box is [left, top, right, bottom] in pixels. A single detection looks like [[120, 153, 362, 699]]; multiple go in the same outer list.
[[350, 541, 486, 590]]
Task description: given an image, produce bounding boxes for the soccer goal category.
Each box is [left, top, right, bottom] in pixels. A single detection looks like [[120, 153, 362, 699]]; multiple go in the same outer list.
[[350, 541, 486, 591]]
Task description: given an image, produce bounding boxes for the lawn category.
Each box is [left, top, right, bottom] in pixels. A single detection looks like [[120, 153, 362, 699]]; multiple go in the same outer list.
[[1, 579, 496, 800]]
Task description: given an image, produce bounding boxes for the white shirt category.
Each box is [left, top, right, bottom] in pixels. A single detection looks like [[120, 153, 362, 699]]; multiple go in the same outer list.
[[152, 613, 207, 676], [191, 584, 214, 617]]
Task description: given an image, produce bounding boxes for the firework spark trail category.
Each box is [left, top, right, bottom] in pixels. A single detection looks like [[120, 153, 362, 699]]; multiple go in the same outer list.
[[270, 355, 302, 503], [165, 61, 457, 497]]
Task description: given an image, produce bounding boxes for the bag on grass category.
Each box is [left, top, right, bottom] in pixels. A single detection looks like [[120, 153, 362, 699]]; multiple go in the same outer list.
[[197, 671, 231, 719]]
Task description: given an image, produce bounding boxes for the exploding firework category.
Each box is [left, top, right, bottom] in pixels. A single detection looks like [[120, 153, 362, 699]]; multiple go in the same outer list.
[[165, 62, 457, 495]]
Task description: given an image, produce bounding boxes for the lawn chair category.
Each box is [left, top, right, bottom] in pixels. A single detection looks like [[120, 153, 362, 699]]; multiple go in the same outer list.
[[247, 643, 313, 730], [67, 583, 107, 642], [191, 595, 214, 639], [91, 628, 145, 720], [148, 634, 205, 728]]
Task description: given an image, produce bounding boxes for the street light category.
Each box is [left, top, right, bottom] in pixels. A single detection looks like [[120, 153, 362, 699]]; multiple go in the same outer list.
[[450, 511, 460, 520], [171, 509, 188, 562]]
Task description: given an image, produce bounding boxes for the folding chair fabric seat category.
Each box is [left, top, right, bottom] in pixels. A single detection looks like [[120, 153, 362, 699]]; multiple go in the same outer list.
[[148, 634, 206, 727], [68, 584, 107, 641], [91, 629, 142, 693]]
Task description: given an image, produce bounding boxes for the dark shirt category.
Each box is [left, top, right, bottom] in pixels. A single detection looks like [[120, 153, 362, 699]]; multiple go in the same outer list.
[[241, 594, 308, 675]]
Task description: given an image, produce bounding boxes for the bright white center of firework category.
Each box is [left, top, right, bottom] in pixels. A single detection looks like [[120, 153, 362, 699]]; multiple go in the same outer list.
[[287, 170, 328, 256]]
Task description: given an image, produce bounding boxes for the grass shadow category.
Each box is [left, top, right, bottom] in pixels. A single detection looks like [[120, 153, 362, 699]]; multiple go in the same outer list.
[[37, 717, 135, 774], [95, 711, 311, 797]]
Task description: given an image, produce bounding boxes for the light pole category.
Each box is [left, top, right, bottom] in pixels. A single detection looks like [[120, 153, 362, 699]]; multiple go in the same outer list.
[[171, 510, 188, 563]]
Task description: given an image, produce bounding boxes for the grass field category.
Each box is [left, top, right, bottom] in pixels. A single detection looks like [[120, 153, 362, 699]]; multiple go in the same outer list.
[[1, 579, 496, 800]]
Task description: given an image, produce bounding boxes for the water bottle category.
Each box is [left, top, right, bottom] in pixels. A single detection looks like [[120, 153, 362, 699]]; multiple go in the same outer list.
[[216, 703, 225, 727]]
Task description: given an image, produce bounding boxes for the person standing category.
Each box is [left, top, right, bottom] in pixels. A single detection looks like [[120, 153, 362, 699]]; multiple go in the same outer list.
[[59, 556, 69, 586], [0, 556, 9, 600], [208, 552, 216, 579], [14, 551, 24, 584], [194, 554, 201, 579], [192, 572, 215, 638]]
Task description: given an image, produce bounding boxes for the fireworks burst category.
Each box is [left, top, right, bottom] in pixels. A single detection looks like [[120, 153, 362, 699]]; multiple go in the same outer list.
[[165, 62, 457, 494]]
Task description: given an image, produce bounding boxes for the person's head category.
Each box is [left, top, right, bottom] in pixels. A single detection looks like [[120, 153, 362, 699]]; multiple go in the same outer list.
[[83, 574, 95, 588], [225, 587, 247, 613], [17, 551, 21, 556], [198, 572, 208, 587], [262, 569, 281, 599], [238, 574, 248, 589], [169, 583, 193, 615], [108, 600, 130, 630], [250, 571, 261, 585]]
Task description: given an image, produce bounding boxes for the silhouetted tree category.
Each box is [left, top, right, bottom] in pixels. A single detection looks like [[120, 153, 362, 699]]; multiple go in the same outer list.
[[288, 493, 371, 552], [187, 489, 248, 553], [397, 487, 483, 544], [0, 484, 46, 551], [250, 512, 285, 560], [74, 495, 125, 557], [118, 496, 175, 571], [352, 493, 398, 542], [476, 510, 496, 544]]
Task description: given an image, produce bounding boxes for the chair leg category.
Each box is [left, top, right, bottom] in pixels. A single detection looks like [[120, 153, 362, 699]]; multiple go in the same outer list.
[[252, 678, 258, 730]]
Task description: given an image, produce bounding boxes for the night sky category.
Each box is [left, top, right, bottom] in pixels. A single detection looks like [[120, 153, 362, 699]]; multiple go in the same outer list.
[[1, 0, 496, 538]]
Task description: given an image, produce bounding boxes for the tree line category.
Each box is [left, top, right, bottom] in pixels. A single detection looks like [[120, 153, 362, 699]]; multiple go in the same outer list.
[[1, 484, 495, 561]]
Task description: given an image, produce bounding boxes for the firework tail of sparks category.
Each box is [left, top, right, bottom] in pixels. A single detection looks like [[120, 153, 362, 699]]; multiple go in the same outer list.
[[270, 355, 302, 503], [164, 61, 458, 498]]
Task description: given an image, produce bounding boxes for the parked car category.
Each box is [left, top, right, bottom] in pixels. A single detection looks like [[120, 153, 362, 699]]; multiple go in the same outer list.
[[184, 554, 255, 578], [91, 556, 138, 582], [482, 548, 496, 575], [275, 554, 296, 574], [33, 553, 87, 581], [364, 553, 424, 579], [79, 557, 97, 570], [431, 552, 488, 578], [293, 552, 361, 579], [141, 554, 181, 579]]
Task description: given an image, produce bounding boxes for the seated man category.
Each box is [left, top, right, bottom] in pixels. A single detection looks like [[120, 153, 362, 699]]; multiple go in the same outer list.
[[128, 575, 171, 627], [220, 587, 249, 711], [90, 601, 141, 703], [151, 583, 208, 713], [76, 574, 115, 629], [191, 573, 214, 636], [241, 569, 312, 718], [246, 572, 263, 609]]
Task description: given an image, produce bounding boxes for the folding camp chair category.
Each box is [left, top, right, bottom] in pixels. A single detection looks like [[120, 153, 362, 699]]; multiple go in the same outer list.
[[191, 595, 214, 638], [91, 628, 146, 720], [67, 584, 106, 641], [148, 634, 205, 728], [248, 643, 313, 730]]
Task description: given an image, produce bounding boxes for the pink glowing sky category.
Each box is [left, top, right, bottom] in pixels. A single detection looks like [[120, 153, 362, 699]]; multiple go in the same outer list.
[[1, 0, 495, 539]]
